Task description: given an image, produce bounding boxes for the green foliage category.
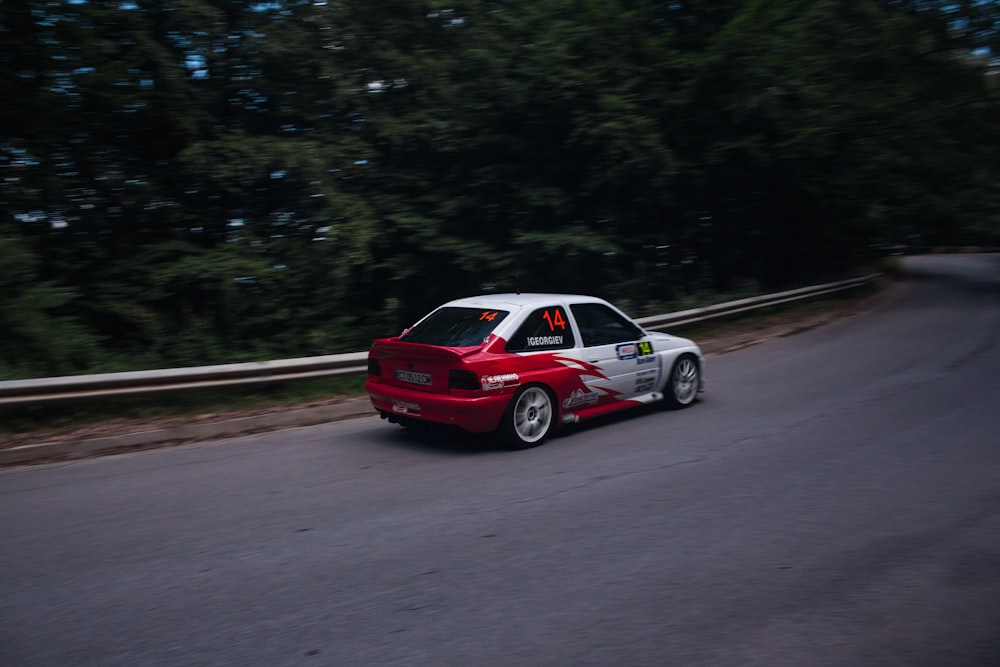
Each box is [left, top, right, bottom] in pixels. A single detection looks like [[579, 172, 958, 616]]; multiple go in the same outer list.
[[0, 231, 103, 377], [1, 0, 998, 379]]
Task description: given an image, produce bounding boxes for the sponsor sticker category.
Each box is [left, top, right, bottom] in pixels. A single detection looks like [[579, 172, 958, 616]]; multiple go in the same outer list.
[[635, 379, 656, 392], [616, 343, 637, 360], [635, 368, 658, 392], [562, 388, 601, 409], [636, 341, 656, 365], [392, 399, 421, 414], [481, 372, 520, 391]]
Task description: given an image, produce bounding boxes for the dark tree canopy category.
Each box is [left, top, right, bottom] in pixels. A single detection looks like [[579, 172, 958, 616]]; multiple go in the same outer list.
[[1, 0, 998, 378]]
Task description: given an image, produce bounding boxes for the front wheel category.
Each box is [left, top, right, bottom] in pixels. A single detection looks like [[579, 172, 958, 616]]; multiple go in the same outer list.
[[500, 385, 554, 449], [664, 354, 700, 409]]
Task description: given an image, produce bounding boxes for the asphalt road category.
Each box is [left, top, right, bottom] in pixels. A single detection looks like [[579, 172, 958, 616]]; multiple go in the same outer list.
[[2, 254, 999, 667]]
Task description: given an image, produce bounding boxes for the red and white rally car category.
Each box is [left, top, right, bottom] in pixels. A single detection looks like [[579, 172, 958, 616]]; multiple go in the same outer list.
[[365, 293, 704, 448]]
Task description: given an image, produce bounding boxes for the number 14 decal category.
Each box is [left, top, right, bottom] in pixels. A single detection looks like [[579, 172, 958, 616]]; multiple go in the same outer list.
[[542, 308, 566, 331]]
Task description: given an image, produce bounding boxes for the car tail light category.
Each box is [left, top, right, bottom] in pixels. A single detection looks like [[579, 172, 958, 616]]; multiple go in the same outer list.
[[448, 369, 479, 391], [367, 358, 381, 376]]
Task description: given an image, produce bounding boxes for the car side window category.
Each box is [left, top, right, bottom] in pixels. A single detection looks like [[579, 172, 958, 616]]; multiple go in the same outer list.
[[570, 303, 643, 347], [506, 306, 575, 352]]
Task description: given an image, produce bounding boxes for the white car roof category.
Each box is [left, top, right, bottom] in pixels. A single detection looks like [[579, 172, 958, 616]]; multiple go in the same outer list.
[[442, 293, 610, 309]]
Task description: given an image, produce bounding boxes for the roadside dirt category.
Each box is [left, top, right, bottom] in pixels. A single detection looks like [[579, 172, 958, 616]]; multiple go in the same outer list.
[[0, 396, 360, 450]]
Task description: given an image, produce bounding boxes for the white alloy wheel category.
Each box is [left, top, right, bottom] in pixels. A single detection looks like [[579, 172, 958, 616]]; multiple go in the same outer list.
[[666, 354, 700, 408], [502, 385, 553, 448]]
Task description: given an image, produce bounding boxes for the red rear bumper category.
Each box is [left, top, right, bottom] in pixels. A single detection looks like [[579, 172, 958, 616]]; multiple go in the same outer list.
[[365, 380, 511, 433]]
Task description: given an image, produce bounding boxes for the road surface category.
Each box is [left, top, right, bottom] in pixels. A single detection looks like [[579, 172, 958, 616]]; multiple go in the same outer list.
[[2, 254, 998, 666]]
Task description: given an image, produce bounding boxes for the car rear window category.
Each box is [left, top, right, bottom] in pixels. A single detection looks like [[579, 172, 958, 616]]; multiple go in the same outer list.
[[506, 306, 575, 352], [400, 307, 510, 347]]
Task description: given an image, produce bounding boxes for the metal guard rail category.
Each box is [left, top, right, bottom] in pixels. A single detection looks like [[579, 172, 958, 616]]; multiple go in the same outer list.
[[0, 274, 877, 406]]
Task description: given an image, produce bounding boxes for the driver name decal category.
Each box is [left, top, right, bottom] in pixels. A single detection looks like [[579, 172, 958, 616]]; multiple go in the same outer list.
[[527, 335, 563, 347]]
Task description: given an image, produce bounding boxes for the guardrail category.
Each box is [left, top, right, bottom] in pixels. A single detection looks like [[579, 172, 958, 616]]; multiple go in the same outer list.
[[0, 274, 878, 407], [635, 274, 878, 330]]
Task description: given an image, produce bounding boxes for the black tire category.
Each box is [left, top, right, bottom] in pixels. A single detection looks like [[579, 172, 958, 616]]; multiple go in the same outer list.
[[499, 385, 554, 449], [664, 354, 700, 409]]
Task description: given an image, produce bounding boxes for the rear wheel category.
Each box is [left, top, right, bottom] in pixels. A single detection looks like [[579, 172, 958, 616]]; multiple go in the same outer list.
[[665, 354, 700, 409], [500, 385, 554, 449]]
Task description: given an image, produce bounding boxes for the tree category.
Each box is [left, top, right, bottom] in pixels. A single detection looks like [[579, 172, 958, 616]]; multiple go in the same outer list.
[[1, 0, 998, 378]]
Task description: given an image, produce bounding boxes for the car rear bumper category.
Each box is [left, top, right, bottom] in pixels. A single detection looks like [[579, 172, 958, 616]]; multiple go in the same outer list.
[[365, 380, 511, 433]]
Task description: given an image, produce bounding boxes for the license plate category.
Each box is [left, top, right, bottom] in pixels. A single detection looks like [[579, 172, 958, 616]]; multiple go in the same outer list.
[[395, 369, 432, 386]]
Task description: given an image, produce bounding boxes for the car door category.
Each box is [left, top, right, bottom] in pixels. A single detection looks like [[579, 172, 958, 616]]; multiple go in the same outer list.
[[505, 302, 604, 406], [568, 302, 661, 401]]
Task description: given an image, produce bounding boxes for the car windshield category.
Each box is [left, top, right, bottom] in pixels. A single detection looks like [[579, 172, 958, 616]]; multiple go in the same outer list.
[[400, 307, 510, 347]]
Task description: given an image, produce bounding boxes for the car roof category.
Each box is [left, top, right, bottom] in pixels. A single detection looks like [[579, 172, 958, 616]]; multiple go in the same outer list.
[[442, 293, 609, 309]]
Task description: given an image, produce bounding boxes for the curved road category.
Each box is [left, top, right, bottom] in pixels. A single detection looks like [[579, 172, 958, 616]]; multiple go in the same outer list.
[[2, 254, 999, 666]]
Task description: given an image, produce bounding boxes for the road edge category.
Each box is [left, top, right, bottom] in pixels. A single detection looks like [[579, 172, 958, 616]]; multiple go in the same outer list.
[[0, 399, 374, 466]]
